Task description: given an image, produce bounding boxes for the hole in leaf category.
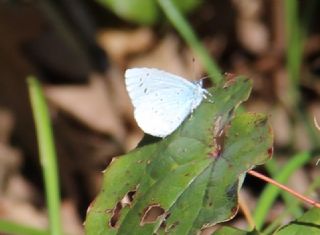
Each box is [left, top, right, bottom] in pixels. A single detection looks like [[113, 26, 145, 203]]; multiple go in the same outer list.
[[108, 186, 138, 228], [163, 219, 181, 233], [109, 201, 121, 228], [140, 204, 165, 226], [121, 188, 137, 207], [159, 212, 171, 230]]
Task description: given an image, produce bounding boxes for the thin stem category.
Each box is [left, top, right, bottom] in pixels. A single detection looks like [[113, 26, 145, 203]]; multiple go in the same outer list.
[[28, 77, 62, 235], [253, 152, 310, 229], [238, 193, 256, 230], [248, 170, 320, 208], [265, 159, 303, 217]]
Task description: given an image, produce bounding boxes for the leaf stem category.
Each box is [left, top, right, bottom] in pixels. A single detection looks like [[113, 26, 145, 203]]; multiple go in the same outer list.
[[253, 152, 310, 229], [265, 159, 303, 217], [248, 170, 320, 208], [238, 193, 256, 230]]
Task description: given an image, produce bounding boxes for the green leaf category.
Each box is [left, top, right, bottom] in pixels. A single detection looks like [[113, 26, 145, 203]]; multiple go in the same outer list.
[[171, 0, 201, 14], [96, 0, 158, 25], [275, 208, 320, 235], [215, 226, 260, 235], [95, 0, 201, 25], [85, 76, 273, 235]]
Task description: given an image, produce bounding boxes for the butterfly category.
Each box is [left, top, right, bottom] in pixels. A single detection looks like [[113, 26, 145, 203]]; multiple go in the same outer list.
[[125, 68, 209, 138]]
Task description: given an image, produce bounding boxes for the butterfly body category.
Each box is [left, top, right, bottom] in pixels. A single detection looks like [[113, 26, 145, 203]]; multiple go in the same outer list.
[[125, 68, 207, 138]]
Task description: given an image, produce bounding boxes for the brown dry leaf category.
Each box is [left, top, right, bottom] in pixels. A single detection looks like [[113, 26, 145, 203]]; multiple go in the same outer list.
[[0, 108, 14, 143], [274, 68, 291, 105], [234, 0, 269, 54], [246, 99, 270, 113], [287, 168, 310, 195], [237, 20, 269, 54], [0, 143, 22, 193], [302, 36, 320, 94], [4, 175, 40, 206], [106, 67, 135, 123], [44, 74, 125, 142], [267, 201, 291, 225], [0, 113, 22, 201], [1, 190, 84, 235], [294, 121, 311, 150], [61, 200, 84, 235], [127, 34, 203, 80], [0, 188, 47, 229], [233, 0, 262, 19], [270, 105, 290, 147], [97, 28, 154, 64], [304, 36, 320, 57], [104, 67, 144, 151]]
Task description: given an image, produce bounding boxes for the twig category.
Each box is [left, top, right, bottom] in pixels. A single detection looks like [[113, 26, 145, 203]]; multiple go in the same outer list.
[[238, 193, 256, 230], [248, 170, 320, 208]]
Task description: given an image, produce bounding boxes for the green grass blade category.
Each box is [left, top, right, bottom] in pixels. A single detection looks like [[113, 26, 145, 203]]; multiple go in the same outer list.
[[27, 76, 62, 235], [285, 0, 302, 104], [285, 0, 320, 149], [0, 219, 49, 235], [253, 152, 310, 230], [157, 0, 222, 83]]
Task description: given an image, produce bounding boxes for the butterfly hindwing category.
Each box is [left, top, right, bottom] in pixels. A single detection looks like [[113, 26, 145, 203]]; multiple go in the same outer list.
[[125, 68, 205, 137]]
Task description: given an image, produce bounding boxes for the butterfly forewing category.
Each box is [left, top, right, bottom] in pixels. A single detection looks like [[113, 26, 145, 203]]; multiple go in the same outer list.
[[125, 68, 205, 137]]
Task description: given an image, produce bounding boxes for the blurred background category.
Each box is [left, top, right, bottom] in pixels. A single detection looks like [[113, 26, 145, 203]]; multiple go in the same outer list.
[[0, 0, 319, 234]]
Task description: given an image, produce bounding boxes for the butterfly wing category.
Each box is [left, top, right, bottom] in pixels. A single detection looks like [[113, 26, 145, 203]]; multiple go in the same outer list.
[[125, 68, 205, 137]]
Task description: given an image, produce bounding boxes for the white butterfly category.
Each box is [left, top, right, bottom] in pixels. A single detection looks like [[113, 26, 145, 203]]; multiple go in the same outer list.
[[125, 68, 209, 138]]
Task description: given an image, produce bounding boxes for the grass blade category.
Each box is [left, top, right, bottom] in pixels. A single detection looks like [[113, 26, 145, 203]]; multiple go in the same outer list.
[[0, 220, 49, 235], [27, 76, 62, 235]]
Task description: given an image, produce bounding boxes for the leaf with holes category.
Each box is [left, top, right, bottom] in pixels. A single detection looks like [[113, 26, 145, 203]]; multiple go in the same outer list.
[[85, 76, 273, 235]]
